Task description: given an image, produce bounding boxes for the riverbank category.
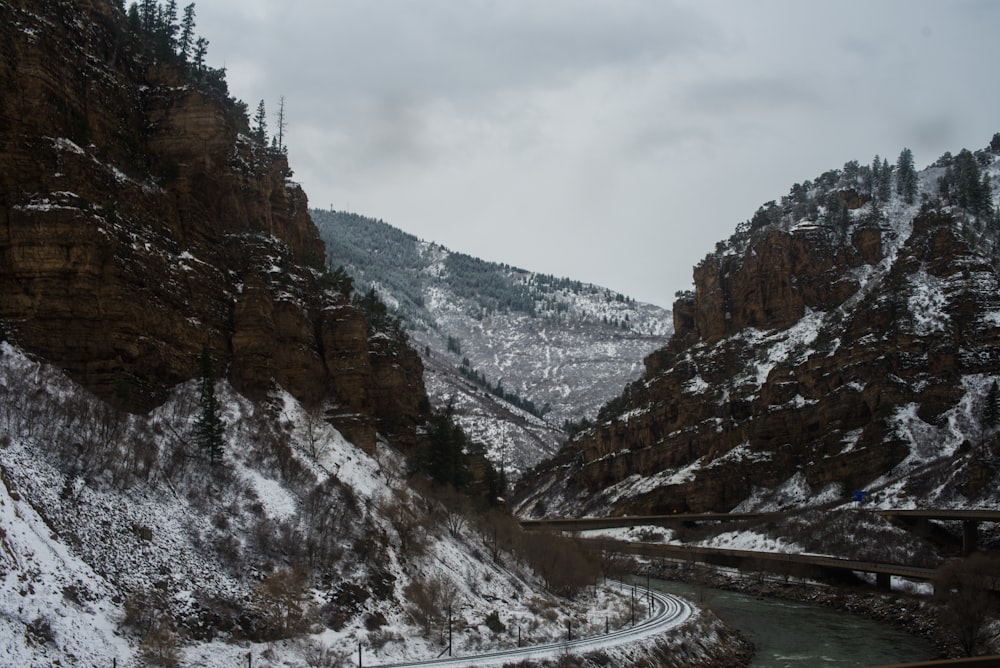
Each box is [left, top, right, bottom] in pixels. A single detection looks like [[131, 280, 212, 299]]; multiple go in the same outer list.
[[599, 608, 754, 668], [514, 608, 755, 668], [638, 558, 976, 660]]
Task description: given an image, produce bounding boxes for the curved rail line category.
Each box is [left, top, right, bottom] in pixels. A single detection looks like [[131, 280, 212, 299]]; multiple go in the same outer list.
[[370, 583, 693, 667]]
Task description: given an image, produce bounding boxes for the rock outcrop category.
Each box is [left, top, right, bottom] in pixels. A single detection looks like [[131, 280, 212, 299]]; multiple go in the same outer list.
[[0, 0, 426, 451], [518, 162, 1000, 516]]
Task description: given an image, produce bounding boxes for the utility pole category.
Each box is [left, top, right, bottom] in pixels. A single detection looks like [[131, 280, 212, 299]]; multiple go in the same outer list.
[[358, 642, 362, 667], [647, 573, 652, 617], [448, 603, 453, 657], [631, 585, 635, 626]]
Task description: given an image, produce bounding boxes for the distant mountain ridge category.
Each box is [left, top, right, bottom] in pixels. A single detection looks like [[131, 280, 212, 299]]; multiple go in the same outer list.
[[312, 210, 673, 475]]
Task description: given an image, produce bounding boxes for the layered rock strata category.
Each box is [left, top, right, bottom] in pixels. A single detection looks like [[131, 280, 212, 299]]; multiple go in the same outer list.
[[520, 207, 1000, 515], [0, 0, 425, 451]]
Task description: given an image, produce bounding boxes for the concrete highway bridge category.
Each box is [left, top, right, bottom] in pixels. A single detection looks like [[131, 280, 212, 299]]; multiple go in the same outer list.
[[875, 509, 1000, 554], [519, 512, 773, 532], [869, 657, 1000, 667], [522, 508, 1000, 555], [588, 539, 937, 590], [521, 509, 1000, 590]]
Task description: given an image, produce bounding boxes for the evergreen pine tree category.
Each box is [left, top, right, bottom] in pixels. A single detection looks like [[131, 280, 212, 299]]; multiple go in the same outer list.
[[952, 149, 983, 212], [162, 0, 179, 46], [411, 406, 470, 489], [985, 381, 1000, 429], [869, 198, 883, 225], [178, 3, 196, 64], [878, 158, 893, 202], [938, 166, 954, 201], [194, 349, 225, 465], [140, 0, 157, 33], [126, 3, 142, 37], [867, 155, 881, 199], [252, 99, 268, 143], [192, 36, 208, 71], [843, 160, 861, 185], [896, 147, 917, 204], [979, 173, 994, 218]]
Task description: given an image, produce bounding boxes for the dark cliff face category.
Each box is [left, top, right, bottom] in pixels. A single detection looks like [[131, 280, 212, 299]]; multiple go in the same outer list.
[[0, 0, 426, 451], [518, 186, 1000, 516]]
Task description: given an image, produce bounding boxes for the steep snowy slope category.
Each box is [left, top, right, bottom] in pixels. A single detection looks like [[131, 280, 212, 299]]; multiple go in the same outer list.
[[2, 341, 735, 666]]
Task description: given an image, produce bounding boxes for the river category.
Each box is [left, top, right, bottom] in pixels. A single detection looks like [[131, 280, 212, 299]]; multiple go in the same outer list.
[[646, 578, 937, 667]]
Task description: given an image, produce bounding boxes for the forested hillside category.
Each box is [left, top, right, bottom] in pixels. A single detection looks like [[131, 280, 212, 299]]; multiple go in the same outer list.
[[313, 209, 673, 475]]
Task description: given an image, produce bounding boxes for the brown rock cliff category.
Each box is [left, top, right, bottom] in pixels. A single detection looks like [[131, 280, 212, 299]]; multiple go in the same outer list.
[[519, 205, 1000, 516], [0, 0, 426, 452]]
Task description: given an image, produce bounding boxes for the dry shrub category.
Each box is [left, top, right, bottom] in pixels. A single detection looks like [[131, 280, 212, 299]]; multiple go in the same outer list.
[[301, 640, 349, 668], [378, 489, 430, 557], [25, 616, 54, 647], [935, 553, 1000, 656], [122, 586, 171, 635], [520, 531, 599, 597], [140, 619, 181, 667], [475, 509, 521, 566], [403, 576, 458, 638], [253, 564, 317, 640]]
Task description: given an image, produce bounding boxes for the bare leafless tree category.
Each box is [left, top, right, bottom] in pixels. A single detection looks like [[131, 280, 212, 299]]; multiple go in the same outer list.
[[935, 553, 1000, 656], [477, 509, 521, 566], [302, 405, 328, 460], [255, 563, 317, 639], [378, 488, 429, 557], [404, 576, 459, 640], [436, 485, 470, 538]]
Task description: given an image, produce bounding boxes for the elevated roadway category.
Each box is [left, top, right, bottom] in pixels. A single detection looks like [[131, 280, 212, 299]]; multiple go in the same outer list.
[[589, 539, 938, 590], [867, 657, 1000, 667], [523, 508, 1000, 555], [875, 510, 1000, 554], [520, 512, 773, 532]]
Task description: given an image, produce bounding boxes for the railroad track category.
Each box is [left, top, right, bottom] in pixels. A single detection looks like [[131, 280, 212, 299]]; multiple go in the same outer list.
[[370, 582, 694, 667]]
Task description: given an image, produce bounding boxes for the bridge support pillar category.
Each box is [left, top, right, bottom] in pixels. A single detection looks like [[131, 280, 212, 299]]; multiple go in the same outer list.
[[963, 520, 979, 555], [875, 572, 891, 591]]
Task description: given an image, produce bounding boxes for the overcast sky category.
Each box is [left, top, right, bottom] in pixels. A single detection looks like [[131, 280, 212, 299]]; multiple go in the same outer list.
[[197, 1, 1000, 307]]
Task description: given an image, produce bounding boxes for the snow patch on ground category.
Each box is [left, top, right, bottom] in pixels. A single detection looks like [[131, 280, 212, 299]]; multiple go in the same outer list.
[[907, 268, 950, 335], [0, 342, 722, 667], [0, 470, 135, 667]]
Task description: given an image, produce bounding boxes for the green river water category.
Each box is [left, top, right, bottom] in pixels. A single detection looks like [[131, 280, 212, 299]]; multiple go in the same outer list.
[[648, 578, 938, 667]]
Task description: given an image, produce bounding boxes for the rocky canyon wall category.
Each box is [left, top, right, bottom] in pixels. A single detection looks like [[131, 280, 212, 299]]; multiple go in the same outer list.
[[0, 0, 426, 451]]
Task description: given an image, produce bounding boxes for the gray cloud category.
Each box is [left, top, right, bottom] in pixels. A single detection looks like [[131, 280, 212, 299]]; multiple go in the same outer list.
[[197, 1, 1000, 306], [682, 76, 825, 116]]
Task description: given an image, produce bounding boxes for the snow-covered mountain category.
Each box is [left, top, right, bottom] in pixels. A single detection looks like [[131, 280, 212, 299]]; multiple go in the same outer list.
[[518, 137, 1000, 519], [312, 210, 673, 476]]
